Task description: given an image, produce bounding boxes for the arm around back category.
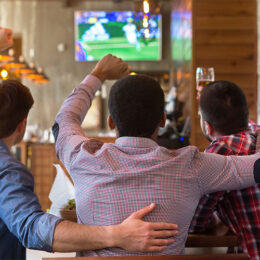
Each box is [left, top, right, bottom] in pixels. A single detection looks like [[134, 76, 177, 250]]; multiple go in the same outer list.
[[193, 149, 260, 196], [253, 129, 260, 183], [52, 203, 178, 252]]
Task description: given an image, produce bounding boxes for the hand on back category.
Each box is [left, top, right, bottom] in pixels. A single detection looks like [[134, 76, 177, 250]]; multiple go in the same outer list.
[[115, 203, 178, 252]]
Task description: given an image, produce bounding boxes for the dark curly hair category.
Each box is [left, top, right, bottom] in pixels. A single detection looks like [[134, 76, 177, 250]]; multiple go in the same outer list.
[[108, 75, 165, 137]]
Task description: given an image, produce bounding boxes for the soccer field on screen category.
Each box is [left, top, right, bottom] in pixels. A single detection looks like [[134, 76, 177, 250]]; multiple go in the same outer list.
[[82, 37, 161, 61]]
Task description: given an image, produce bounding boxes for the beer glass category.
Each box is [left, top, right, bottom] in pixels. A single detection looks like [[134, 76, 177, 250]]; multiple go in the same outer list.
[[196, 67, 214, 100]]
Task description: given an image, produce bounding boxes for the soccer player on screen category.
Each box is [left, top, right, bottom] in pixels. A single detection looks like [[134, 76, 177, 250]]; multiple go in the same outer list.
[[122, 18, 140, 51]]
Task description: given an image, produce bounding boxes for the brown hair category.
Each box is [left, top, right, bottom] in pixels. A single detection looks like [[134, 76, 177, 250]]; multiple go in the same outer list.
[[0, 80, 34, 138], [199, 80, 248, 135]]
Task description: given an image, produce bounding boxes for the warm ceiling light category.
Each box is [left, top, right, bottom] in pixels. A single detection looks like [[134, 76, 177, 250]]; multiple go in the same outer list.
[[0, 55, 14, 63], [32, 76, 50, 84], [14, 67, 35, 77], [0, 69, 8, 79], [22, 73, 43, 80], [4, 61, 26, 70]]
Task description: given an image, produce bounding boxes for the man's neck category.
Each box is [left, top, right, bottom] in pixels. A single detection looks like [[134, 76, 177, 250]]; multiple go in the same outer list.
[[210, 129, 226, 140], [115, 132, 159, 142], [212, 128, 248, 139], [2, 135, 16, 150]]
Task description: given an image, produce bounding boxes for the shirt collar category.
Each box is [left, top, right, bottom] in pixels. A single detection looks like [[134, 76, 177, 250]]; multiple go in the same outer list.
[[0, 139, 11, 154], [213, 123, 257, 143], [211, 127, 256, 149], [115, 136, 159, 148]]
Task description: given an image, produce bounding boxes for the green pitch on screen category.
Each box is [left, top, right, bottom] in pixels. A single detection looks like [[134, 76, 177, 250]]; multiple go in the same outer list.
[[77, 22, 161, 61], [85, 38, 160, 61]]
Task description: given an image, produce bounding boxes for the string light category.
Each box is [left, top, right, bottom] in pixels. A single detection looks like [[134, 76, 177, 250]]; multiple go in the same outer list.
[[143, 0, 150, 39], [144, 28, 150, 38], [143, 0, 150, 14], [143, 17, 149, 28]]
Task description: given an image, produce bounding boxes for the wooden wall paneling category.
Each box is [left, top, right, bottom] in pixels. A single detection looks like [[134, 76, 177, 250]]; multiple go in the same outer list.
[[193, 0, 256, 16], [195, 30, 256, 45], [194, 60, 255, 74], [195, 17, 256, 30], [194, 45, 255, 60], [191, 0, 257, 150], [29, 144, 57, 211]]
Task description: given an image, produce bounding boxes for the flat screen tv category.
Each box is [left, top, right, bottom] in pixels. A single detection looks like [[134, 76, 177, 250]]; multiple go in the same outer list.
[[171, 11, 192, 61], [75, 11, 161, 61]]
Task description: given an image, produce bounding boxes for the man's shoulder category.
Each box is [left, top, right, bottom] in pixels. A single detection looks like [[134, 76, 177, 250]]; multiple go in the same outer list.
[[206, 137, 234, 155], [207, 130, 256, 155], [0, 150, 33, 181], [248, 120, 260, 132]]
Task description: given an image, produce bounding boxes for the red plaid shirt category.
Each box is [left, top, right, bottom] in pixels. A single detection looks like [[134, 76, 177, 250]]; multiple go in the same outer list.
[[189, 121, 260, 259]]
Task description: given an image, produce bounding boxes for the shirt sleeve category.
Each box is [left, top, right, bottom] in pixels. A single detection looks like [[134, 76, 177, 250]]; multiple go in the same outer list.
[[248, 120, 260, 133], [192, 150, 260, 196], [254, 129, 260, 183], [256, 129, 260, 151], [0, 162, 62, 252], [53, 75, 104, 171], [189, 141, 235, 233]]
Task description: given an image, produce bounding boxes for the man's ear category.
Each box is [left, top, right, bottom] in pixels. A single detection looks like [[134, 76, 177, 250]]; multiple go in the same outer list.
[[204, 121, 214, 136], [159, 112, 167, 128], [17, 118, 27, 133], [107, 115, 115, 130]]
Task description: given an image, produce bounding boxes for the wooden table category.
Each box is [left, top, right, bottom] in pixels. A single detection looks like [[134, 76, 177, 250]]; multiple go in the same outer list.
[[43, 253, 249, 260], [186, 223, 238, 248], [185, 233, 238, 248]]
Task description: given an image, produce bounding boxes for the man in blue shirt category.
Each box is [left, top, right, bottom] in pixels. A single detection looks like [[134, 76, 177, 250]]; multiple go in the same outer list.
[[0, 29, 177, 259]]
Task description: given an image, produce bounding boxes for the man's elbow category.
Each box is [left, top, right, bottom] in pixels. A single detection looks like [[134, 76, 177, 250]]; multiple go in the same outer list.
[[52, 122, 60, 143], [254, 158, 260, 183]]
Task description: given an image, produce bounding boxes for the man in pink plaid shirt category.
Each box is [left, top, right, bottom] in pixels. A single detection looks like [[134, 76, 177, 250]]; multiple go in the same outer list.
[[189, 81, 260, 259], [53, 55, 260, 256]]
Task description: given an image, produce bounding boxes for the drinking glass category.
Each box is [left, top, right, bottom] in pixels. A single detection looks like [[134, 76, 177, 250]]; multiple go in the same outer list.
[[196, 67, 215, 100]]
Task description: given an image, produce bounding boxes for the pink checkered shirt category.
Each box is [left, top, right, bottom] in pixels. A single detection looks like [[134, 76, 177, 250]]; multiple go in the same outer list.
[[54, 75, 260, 256]]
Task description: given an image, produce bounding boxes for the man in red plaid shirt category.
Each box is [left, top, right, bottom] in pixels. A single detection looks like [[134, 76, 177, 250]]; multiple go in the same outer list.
[[189, 81, 260, 259]]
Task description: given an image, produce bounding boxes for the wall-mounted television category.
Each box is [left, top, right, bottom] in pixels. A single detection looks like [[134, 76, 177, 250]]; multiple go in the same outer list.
[[75, 11, 162, 61], [171, 11, 192, 61]]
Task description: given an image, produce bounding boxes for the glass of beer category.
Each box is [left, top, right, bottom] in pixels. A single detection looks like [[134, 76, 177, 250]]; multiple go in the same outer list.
[[196, 67, 214, 100]]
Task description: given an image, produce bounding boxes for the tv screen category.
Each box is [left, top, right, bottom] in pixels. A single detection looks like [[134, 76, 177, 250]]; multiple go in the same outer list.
[[75, 11, 161, 61], [171, 11, 192, 61]]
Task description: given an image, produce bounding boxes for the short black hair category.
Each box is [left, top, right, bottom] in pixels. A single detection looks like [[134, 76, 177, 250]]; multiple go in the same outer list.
[[108, 75, 165, 137], [0, 80, 34, 138], [199, 80, 248, 135]]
